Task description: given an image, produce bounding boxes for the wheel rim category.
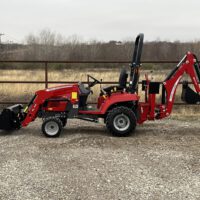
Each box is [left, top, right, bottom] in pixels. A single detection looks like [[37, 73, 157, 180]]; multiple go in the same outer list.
[[113, 114, 130, 131], [45, 121, 59, 136]]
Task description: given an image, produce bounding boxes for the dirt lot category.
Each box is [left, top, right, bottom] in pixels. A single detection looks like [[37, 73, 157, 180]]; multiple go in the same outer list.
[[0, 117, 200, 200]]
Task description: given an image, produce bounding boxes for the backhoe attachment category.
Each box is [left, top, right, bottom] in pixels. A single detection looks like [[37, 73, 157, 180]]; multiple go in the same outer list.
[[181, 82, 200, 104]]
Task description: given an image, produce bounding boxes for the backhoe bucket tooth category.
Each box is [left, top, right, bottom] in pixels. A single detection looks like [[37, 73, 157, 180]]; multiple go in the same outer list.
[[0, 104, 23, 130], [181, 82, 200, 104]]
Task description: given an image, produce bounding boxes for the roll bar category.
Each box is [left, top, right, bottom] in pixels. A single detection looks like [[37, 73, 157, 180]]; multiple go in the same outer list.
[[129, 33, 144, 93], [131, 33, 144, 67]]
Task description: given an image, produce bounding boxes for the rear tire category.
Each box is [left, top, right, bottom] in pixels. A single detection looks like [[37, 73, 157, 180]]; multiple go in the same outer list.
[[106, 106, 137, 137], [42, 117, 63, 138]]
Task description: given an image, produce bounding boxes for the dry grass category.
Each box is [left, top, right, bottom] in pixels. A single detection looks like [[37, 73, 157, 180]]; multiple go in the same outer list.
[[0, 68, 199, 116], [0, 68, 119, 101], [0, 68, 168, 101]]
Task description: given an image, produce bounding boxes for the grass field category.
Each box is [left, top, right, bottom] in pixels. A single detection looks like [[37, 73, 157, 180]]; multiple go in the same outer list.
[[0, 68, 172, 100], [0, 68, 199, 115]]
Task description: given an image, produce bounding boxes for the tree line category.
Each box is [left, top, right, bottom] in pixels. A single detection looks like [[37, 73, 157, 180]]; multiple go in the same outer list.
[[1, 29, 200, 69]]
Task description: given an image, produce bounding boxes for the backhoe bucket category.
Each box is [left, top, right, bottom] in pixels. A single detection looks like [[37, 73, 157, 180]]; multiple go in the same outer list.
[[0, 104, 23, 130], [181, 82, 200, 104]]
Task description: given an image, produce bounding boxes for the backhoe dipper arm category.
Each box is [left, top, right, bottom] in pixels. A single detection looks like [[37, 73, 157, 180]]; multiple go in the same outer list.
[[163, 52, 200, 116]]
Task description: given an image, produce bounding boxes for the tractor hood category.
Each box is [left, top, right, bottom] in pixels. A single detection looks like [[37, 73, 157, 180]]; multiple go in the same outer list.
[[45, 84, 76, 92]]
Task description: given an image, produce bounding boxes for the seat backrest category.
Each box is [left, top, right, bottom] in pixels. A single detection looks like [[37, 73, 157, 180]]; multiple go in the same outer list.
[[119, 68, 128, 88]]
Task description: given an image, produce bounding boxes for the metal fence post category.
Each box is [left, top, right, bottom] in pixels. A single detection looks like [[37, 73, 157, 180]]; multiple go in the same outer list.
[[45, 62, 48, 88]]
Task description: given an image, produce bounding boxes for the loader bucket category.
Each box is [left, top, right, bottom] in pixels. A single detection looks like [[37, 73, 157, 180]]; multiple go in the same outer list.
[[181, 82, 200, 104], [0, 104, 23, 130]]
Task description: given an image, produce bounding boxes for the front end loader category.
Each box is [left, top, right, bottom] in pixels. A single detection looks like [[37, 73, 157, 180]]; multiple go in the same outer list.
[[0, 104, 24, 130]]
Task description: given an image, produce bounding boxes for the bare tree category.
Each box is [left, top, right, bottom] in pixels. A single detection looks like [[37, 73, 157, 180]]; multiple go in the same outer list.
[[3, 29, 200, 69]]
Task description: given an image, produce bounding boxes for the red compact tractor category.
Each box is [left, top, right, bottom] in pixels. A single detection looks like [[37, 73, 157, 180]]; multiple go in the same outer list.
[[0, 34, 200, 137]]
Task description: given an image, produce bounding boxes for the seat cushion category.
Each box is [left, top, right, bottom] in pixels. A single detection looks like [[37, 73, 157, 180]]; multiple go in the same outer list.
[[103, 85, 123, 93]]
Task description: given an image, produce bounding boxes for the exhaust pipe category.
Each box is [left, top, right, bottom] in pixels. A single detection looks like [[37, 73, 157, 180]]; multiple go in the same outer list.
[[0, 104, 23, 130]]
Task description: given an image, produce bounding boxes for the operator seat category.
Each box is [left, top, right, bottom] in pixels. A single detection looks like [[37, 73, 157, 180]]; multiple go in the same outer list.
[[78, 83, 91, 108], [102, 68, 128, 94]]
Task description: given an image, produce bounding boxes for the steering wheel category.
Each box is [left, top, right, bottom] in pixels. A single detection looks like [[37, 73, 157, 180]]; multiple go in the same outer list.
[[87, 75, 101, 88]]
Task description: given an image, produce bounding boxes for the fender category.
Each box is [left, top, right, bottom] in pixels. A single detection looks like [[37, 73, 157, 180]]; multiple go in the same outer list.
[[100, 92, 139, 114], [79, 92, 139, 116]]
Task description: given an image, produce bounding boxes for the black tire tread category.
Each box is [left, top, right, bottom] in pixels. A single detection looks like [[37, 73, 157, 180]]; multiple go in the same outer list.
[[42, 117, 63, 138], [60, 118, 67, 127], [106, 106, 136, 137]]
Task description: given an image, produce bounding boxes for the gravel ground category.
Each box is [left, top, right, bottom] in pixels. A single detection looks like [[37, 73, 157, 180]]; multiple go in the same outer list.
[[0, 118, 200, 200]]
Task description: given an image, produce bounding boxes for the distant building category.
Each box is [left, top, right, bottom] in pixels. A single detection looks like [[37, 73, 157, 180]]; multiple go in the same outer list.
[[108, 41, 123, 45]]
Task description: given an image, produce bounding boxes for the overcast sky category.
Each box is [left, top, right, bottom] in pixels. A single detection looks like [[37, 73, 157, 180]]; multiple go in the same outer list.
[[1, 0, 200, 43]]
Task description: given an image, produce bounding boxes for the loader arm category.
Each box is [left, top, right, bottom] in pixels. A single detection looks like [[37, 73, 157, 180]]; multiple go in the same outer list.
[[163, 52, 200, 116], [21, 92, 45, 127], [21, 84, 78, 127]]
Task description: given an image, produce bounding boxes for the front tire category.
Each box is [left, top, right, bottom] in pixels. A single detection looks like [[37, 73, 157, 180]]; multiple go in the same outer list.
[[42, 117, 63, 138], [106, 106, 137, 137]]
